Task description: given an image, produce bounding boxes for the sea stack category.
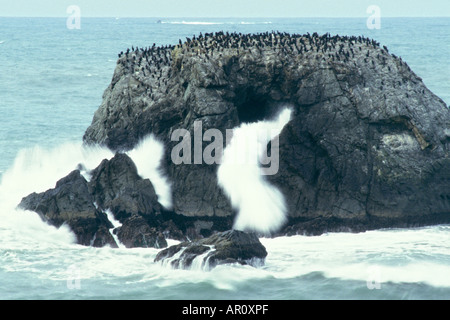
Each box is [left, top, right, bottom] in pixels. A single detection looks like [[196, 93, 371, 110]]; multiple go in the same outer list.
[[21, 32, 449, 245], [83, 31, 449, 234]]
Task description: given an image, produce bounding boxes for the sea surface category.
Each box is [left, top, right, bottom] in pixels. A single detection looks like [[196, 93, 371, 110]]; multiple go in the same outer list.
[[0, 17, 449, 300]]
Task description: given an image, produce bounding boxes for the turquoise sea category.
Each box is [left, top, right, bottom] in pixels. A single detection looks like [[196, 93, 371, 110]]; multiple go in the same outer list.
[[0, 17, 449, 300]]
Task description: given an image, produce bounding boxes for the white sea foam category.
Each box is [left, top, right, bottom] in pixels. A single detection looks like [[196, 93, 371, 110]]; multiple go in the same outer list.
[[217, 107, 292, 234], [0, 141, 114, 248], [260, 226, 450, 288], [0, 136, 172, 251], [104, 208, 125, 248], [0, 141, 113, 206], [126, 134, 172, 208]]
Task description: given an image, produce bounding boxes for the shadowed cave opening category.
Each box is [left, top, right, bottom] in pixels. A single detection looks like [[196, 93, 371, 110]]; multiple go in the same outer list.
[[235, 88, 289, 124]]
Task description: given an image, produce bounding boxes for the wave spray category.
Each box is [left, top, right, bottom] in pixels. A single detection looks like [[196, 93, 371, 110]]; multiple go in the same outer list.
[[217, 107, 292, 234]]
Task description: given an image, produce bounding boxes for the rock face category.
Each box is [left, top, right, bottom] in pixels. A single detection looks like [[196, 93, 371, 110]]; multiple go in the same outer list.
[[115, 214, 167, 248], [89, 153, 162, 221], [18, 170, 117, 247], [154, 230, 267, 270], [82, 32, 449, 234], [18, 153, 168, 248]]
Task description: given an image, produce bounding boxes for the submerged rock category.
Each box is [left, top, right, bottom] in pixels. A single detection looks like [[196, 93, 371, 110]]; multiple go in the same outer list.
[[154, 230, 267, 270]]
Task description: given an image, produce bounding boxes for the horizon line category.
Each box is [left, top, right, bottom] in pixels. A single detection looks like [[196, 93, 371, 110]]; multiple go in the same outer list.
[[1, 15, 450, 19]]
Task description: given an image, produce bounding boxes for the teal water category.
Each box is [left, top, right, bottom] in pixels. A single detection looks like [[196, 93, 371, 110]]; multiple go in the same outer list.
[[0, 17, 449, 300]]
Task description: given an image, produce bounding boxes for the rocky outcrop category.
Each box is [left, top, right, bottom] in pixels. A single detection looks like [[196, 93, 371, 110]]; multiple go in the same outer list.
[[18, 170, 117, 247], [88, 153, 162, 221], [154, 230, 267, 270], [115, 214, 167, 248], [18, 153, 168, 248], [81, 32, 449, 234]]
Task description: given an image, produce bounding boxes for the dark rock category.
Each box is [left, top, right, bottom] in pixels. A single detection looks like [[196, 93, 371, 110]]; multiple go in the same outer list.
[[88, 153, 162, 221], [155, 210, 235, 242], [268, 69, 450, 234], [158, 219, 186, 241], [202, 230, 268, 268], [154, 230, 267, 270], [82, 32, 450, 234], [18, 153, 167, 248], [115, 214, 167, 248], [92, 225, 119, 248], [18, 170, 117, 247]]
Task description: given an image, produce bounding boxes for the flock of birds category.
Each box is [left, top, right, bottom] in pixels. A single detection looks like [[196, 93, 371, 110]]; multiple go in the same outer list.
[[114, 31, 410, 101]]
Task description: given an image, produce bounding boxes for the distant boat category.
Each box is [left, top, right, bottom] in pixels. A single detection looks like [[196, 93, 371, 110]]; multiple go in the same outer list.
[[156, 20, 162, 24]]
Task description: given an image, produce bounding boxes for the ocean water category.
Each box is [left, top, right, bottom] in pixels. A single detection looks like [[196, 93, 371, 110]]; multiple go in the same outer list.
[[0, 17, 449, 300]]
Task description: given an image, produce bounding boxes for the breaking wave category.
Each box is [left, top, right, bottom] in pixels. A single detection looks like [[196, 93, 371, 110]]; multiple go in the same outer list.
[[217, 107, 292, 234], [0, 136, 171, 248]]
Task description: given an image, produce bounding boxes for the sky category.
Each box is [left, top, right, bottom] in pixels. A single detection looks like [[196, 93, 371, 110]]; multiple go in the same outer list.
[[0, 0, 449, 17]]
